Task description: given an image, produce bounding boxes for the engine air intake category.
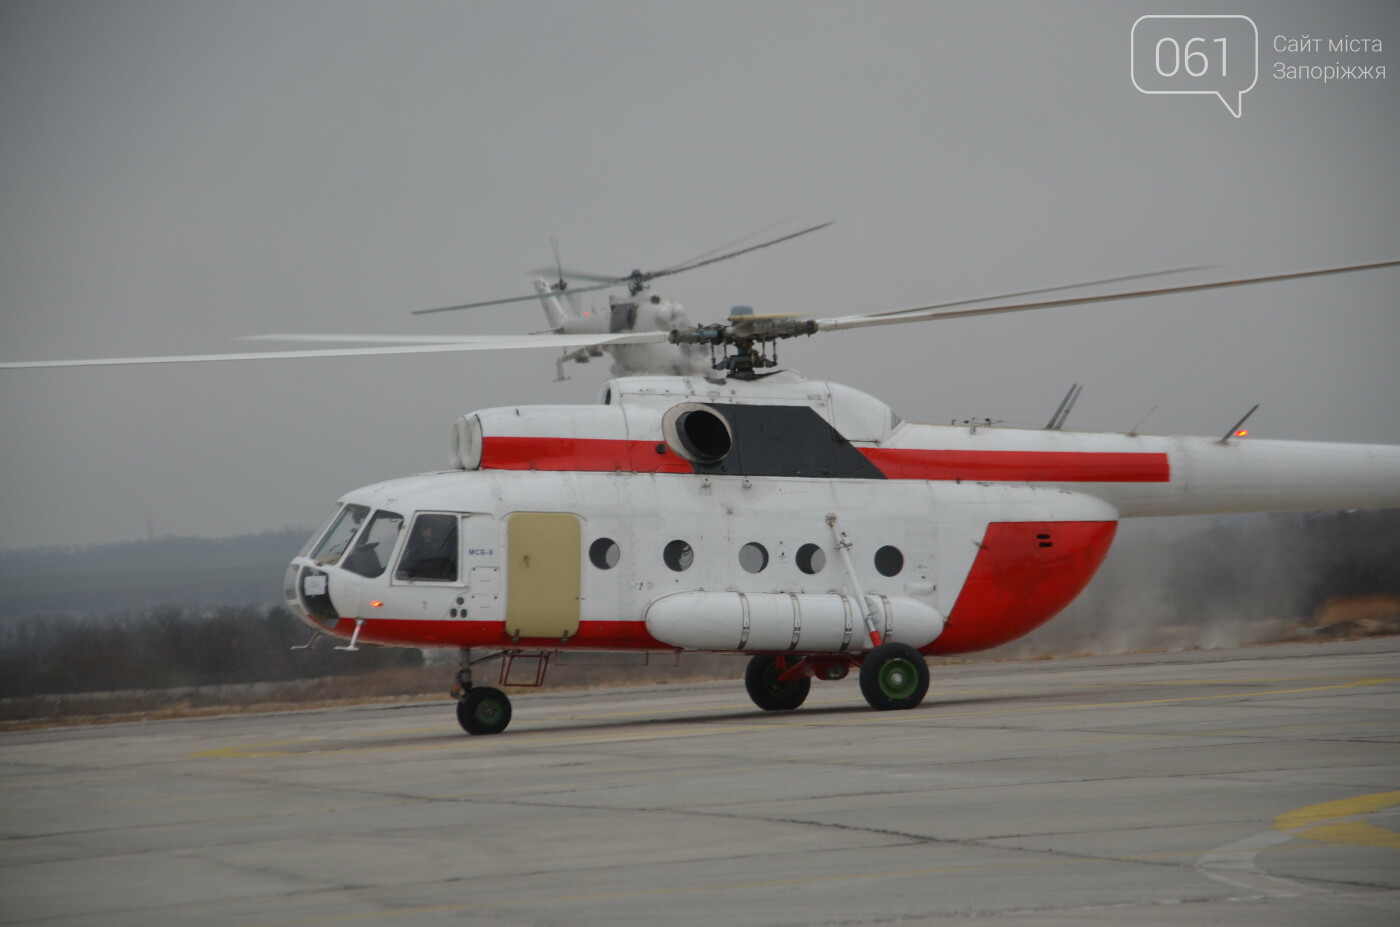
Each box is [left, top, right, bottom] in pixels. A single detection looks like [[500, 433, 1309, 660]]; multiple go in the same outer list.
[[663, 403, 734, 464]]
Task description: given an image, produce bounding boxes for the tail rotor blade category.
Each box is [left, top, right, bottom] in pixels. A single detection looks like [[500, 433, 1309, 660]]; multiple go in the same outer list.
[[550, 236, 566, 291]]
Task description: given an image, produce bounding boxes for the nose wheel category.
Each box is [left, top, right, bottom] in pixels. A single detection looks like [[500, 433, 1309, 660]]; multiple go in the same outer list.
[[456, 686, 512, 735]]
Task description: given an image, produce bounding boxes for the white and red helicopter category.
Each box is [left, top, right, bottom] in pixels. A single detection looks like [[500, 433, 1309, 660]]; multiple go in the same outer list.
[[5, 230, 1399, 735]]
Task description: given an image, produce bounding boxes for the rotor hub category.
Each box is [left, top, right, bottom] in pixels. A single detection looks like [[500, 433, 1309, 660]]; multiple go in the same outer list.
[[668, 318, 818, 379]]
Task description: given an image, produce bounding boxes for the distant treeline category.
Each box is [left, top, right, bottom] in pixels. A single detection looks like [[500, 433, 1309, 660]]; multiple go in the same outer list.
[[0, 605, 421, 699], [0, 529, 309, 618]]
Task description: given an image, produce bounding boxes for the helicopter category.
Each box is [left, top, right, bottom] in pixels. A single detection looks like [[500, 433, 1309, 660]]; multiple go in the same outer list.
[[240, 221, 838, 381], [4, 246, 1399, 736]]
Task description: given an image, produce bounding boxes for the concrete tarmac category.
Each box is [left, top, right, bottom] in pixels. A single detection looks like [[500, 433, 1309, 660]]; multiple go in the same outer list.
[[3, 638, 1398, 926]]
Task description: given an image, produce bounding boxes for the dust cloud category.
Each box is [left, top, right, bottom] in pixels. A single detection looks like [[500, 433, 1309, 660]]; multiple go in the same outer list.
[[989, 509, 1400, 660]]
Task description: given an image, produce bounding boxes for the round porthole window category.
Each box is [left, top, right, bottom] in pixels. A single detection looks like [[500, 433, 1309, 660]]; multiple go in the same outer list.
[[874, 545, 904, 577], [739, 542, 769, 573], [589, 537, 621, 570], [663, 539, 695, 572], [796, 543, 826, 575]]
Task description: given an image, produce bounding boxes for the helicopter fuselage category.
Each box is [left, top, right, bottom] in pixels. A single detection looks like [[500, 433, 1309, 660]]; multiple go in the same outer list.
[[285, 373, 1400, 659]]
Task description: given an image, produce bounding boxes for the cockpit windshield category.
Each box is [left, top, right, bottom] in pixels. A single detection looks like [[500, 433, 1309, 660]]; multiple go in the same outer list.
[[309, 504, 369, 565], [343, 510, 404, 578]]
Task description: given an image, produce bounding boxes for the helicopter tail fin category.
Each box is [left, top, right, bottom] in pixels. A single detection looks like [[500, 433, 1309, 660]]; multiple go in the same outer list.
[[532, 279, 576, 330]]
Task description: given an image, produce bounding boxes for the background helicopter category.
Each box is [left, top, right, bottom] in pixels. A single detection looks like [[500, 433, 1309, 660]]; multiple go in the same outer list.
[[241, 221, 839, 382]]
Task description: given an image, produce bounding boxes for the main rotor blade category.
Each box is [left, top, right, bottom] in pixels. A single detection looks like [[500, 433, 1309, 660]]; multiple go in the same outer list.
[[0, 331, 670, 370], [15, 259, 1390, 371], [650, 220, 832, 280], [239, 333, 509, 344], [859, 265, 1219, 321], [524, 266, 618, 284], [661, 217, 802, 271], [530, 219, 812, 283], [816, 259, 1400, 333], [414, 279, 617, 315]]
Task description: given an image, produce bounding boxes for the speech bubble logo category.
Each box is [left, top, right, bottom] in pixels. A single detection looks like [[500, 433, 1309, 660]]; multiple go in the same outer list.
[[1132, 15, 1258, 118]]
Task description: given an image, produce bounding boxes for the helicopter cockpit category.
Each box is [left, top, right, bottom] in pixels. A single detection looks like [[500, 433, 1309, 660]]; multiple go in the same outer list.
[[289, 504, 466, 629]]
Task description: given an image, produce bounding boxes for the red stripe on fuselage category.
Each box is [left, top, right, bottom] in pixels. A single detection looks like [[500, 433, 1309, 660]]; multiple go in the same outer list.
[[481, 435, 1170, 483], [481, 436, 692, 473], [862, 447, 1170, 483]]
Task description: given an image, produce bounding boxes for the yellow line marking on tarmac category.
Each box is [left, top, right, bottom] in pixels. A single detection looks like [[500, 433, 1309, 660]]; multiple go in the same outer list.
[[1197, 791, 1400, 897], [1274, 790, 1400, 849], [193, 676, 1395, 758]]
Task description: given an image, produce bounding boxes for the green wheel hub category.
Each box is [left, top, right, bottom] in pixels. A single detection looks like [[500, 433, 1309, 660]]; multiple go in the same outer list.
[[876, 658, 919, 699], [471, 698, 504, 726]]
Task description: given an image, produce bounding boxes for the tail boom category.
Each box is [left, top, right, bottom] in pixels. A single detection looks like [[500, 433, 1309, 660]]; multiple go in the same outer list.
[[1095, 435, 1400, 518]]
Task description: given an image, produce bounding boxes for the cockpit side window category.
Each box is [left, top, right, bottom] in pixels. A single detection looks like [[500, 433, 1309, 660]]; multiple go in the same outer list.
[[310, 504, 370, 565], [343, 510, 404, 578], [396, 513, 460, 582]]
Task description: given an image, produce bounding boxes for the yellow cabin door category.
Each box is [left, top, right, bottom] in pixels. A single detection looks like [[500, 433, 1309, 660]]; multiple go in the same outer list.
[[505, 512, 581, 640]]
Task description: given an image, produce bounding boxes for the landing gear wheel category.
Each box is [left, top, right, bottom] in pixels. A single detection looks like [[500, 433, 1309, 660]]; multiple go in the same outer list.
[[456, 686, 512, 735], [859, 643, 929, 711], [744, 654, 812, 711]]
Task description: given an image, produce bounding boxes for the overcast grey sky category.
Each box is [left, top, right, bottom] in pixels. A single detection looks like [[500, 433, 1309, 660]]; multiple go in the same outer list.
[[2, 0, 1397, 550]]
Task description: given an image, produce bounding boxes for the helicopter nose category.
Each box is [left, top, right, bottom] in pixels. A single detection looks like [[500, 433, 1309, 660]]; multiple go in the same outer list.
[[284, 561, 304, 618], [285, 559, 340, 629]]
